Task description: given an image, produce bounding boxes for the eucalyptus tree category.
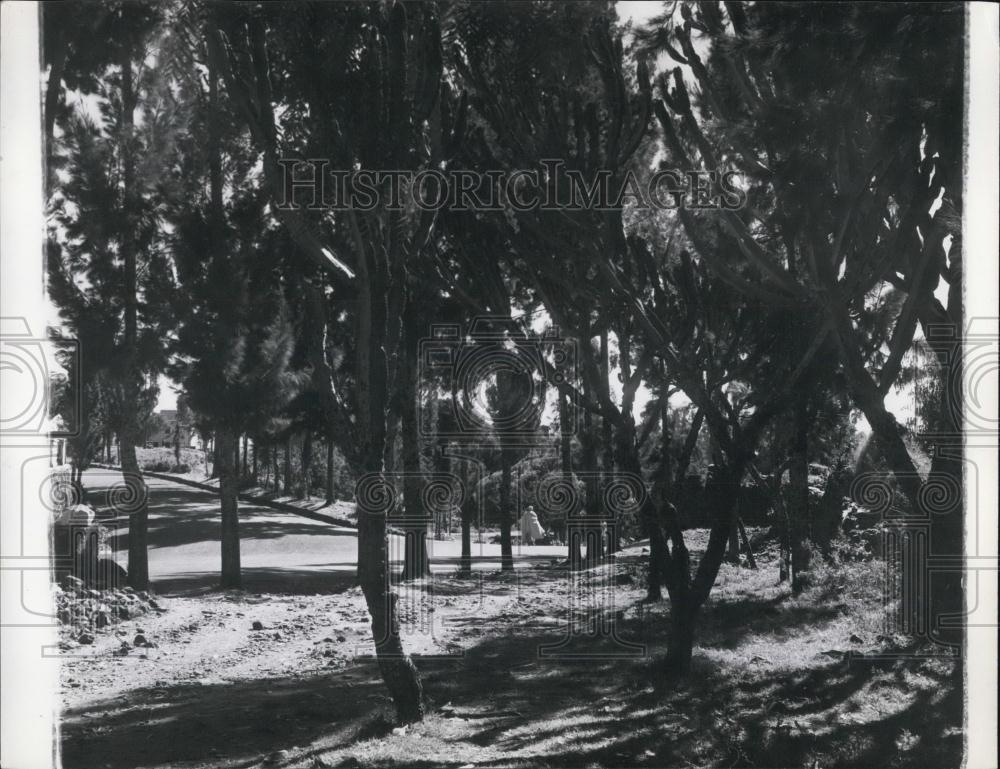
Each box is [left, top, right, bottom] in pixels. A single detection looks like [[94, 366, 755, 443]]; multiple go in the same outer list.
[[45, 0, 180, 588], [644, 1, 965, 638], [204, 0, 467, 721], [451, 0, 835, 676], [164, 27, 304, 588]]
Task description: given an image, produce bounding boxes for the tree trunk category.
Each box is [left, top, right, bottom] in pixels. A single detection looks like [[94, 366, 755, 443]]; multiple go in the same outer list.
[[499, 453, 514, 571], [557, 389, 582, 566], [664, 597, 697, 677], [251, 438, 258, 483], [283, 436, 292, 495], [354, 257, 424, 722], [789, 392, 811, 591], [326, 439, 336, 503], [662, 457, 746, 677], [300, 429, 313, 498], [600, 331, 617, 557], [217, 426, 241, 589], [400, 316, 431, 580], [119, 41, 149, 592], [737, 517, 757, 569], [459, 504, 473, 576], [581, 379, 601, 567]]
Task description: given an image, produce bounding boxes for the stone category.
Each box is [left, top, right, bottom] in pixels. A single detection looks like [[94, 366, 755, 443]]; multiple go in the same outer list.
[[94, 611, 110, 629], [77, 632, 95, 645], [252, 620, 264, 631], [134, 634, 149, 647]]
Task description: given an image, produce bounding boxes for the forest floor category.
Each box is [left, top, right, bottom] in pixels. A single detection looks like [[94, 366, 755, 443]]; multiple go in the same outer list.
[[58, 532, 963, 769]]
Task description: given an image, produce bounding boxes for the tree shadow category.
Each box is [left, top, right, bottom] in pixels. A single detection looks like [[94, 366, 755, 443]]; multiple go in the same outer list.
[[152, 566, 360, 597], [59, 607, 963, 769], [60, 658, 392, 769], [101, 486, 357, 552]]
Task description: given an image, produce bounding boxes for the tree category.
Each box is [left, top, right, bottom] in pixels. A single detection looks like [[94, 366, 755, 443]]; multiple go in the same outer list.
[[167, 31, 303, 589], [45, 0, 178, 589], [644, 1, 964, 641], [206, 0, 466, 721]]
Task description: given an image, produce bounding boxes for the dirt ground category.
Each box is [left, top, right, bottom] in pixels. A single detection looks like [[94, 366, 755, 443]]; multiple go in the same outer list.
[[58, 542, 963, 769]]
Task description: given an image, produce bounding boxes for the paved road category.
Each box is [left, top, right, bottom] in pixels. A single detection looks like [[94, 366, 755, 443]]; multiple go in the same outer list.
[[80, 468, 565, 595]]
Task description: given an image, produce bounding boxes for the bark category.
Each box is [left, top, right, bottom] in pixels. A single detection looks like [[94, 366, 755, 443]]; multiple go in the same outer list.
[[119, 40, 149, 592], [242, 434, 249, 478], [599, 330, 618, 556], [283, 436, 292, 495], [613, 420, 670, 600], [662, 458, 745, 677], [459, 502, 473, 576], [499, 452, 514, 571], [557, 389, 582, 567], [217, 427, 241, 589], [789, 392, 811, 591], [400, 315, 431, 580], [300, 429, 313, 498], [664, 598, 697, 677], [581, 377, 602, 567], [737, 517, 757, 570], [354, 271, 424, 724], [326, 440, 336, 504]]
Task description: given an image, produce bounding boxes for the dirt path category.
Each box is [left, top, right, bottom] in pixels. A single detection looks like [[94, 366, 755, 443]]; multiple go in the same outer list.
[[58, 544, 962, 769]]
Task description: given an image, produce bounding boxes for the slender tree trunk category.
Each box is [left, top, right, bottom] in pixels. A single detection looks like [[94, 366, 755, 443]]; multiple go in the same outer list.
[[499, 452, 514, 571], [599, 331, 617, 557], [300, 429, 313, 498], [119, 41, 149, 592], [789, 392, 811, 591], [662, 457, 745, 677], [241, 434, 249, 478], [558, 389, 582, 566], [400, 316, 430, 580], [251, 437, 258, 483], [283, 436, 292, 495], [272, 444, 279, 491], [581, 379, 601, 567], [209, 433, 219, 479], [459, 504, 473, 576], [326, 439, 336, 503], [354, 258, 423, 723], [217, 426, 241, 589], [737, 517, 757, 569]]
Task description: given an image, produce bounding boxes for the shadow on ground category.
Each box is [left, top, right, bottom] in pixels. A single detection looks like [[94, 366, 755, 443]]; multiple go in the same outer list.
[[60, 580, 963, 769]]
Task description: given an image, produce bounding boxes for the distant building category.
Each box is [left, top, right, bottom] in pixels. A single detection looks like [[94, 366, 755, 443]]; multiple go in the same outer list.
[[144, 410, 193, 449]]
